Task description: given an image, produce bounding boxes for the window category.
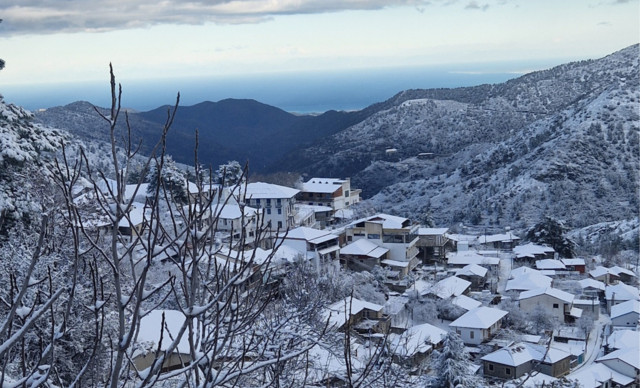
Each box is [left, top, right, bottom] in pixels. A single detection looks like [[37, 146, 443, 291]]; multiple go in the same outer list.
[[488, 364, 494, 371], [345, 190, 349, 197], [367, 234, 380, 240], [256, 199, 261, 205], [470, 331, 475, 339], [278, 208, 282, 214], [553, 303, 559, 309], [267, 208, 271, 214], [505, 368, 511, 375], [277, 198, 281, 205], [277, 221, 282, 229]]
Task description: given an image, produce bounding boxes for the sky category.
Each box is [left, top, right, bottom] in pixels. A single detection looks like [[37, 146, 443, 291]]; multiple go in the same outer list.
[[0, 0, 638, 109]]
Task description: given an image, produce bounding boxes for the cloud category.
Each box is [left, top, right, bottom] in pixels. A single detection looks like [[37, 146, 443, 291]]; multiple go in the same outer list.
[[465, 1, 490, 11], [0, 0, 436, 36]]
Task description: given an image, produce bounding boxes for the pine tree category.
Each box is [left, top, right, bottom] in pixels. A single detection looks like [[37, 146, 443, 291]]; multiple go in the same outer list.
[[430, 331, 470, 388], [526, 216, 576, 258]]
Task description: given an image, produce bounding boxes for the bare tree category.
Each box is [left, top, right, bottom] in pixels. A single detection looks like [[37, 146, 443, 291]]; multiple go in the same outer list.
[[1, 65, 327, 387]]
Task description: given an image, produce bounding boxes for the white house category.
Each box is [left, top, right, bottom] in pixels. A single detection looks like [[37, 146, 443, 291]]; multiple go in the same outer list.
[[518, 287, 577, 323], [610, 299, 639, 328], [243, 182, 300, 230], [277, 227, 341, 274], [449, 306, 508, 345]]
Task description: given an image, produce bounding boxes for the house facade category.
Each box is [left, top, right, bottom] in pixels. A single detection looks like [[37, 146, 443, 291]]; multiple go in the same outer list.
[[243, 182, 300, 231], [345, 214, 420, 270], [298, 177, 361, 211], [277, 227, 341, 274], [518, 287, 576, 323], [449, 306, 508, 345]]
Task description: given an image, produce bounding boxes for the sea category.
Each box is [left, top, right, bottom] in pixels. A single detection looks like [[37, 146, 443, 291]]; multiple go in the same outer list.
[[2, 60, 559, 114]]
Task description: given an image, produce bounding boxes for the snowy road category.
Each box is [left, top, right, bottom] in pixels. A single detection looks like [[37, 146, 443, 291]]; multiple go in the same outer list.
[[566, 315, 607, 376]]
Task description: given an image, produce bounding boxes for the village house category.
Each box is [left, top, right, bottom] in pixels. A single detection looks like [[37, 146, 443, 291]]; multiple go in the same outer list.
[[243, 182, 300, 231], [446, 250, 500, 273], [518, 287, 578, 323], [449, 306, 508, 345], [416, 227, 452, 263], [476, 231, 520, 251], [595, 348, 640, 384], [605, 282, 640, 313], [590, 266, 619, 285], [610, 299, 640, 328], [277, 226, 341, 274], [390, 323, 447, 368], [454, 263, 488, 291], [481, 342, 572, 380], [560, 258, 586, 274], [345, 214, 420, 270], [579, 278, 606, 299], [505, 269, 553, 292], [339, 238, 390, 272], [133, 310, 191, 373], [297, 177, 361, 213], [427, 276, 471, 300], [323, 297, 390, 334], [512, 243, 556, 266]]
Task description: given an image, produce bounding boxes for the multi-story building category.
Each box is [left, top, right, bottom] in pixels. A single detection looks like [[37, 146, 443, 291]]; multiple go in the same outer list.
[[344, 213, 420, 270], [243, 182, 300, 231], [298, 177, 361, 211]]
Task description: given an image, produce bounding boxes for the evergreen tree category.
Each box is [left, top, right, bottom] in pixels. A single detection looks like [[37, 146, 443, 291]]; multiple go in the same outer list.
[[146, 156, 188, 205], [430, 331, 471, 388], [526, 216, 576, 258], [214, 160, 244, 186]]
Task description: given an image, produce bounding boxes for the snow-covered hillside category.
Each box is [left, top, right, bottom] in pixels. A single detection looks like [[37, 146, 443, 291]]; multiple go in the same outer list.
[[288, 45, 639, 231]]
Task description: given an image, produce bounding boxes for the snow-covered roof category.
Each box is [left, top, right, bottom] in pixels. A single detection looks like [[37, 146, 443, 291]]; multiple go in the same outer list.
[[535, 259, 566, 270], [454, 263, 488, 278], [518, 287, 574, 304], [605, 283, 640, 302], [480, 342, 570, 366], [449, 306, 507, 329], [589, 266, 611, 278], [446, 251, 499, 266], [136, 310, 189, 356], [429, 276, 471, 299], [596, 347, 640, 371], [452, 294, 482, 311], [476, 232, 520, 244], [505, 272, 552, 292], [244, 182, 300, 199], [417, 227, 449, 235], [568, 362, 635, 388], [609, 265, 637, 277], [213, 203, 259, 220], [610, 299, 640, 319], [340, 239, 388, 258], [301, 178, 346, 194], [579, 278, 606, 291], [606, 329, 640, 351], [513, 243, 555, 258], [281, 226, 339, 244], [560, 258, 586, 266], [381, 259, 410, 268], [364, 213, 410, 229], [324, 298, 384, 329], [391, 323, 447, 358], [296, 204, 333, 213], [509, 266, 542, 278], [118, 202, 147, 227]]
